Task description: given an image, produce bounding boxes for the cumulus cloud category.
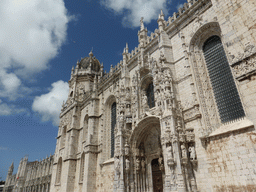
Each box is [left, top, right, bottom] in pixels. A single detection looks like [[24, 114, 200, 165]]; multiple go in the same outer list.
[[0, 0, 72, 100], [101, 0, 168, 27], [32, 80, 69, 126]]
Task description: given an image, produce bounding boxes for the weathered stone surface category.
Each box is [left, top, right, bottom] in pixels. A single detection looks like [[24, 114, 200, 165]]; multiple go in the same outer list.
[[4, 0, 256, 191]]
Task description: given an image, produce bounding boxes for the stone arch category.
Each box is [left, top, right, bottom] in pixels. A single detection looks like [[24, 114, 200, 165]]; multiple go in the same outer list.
[[103, 95, 117, 160], [129, 116, 163, 191], [140, 73, 154, 92], [189, 22, 222, 136], [188, 21, 243, 135], [130, 116, 161, 149], [190, 22, 222, 52]]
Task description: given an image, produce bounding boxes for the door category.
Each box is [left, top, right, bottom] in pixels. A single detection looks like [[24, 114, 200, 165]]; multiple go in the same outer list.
[[151, 158, 163, 192]]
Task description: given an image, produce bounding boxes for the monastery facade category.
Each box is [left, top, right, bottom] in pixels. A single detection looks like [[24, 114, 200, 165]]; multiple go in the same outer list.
[[4, 0, 256, 191]]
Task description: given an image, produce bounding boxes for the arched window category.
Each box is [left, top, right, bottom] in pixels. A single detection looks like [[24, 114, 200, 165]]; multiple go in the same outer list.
[[146, 82, 155, 108], [203, 36, 245, 123], [56, 158, 62, 184], [80, 153, 85, 182], [111, 102, 116, 158]]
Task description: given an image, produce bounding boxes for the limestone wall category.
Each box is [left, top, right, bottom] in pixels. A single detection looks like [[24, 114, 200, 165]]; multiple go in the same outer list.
[[95, 161, 115, 192]]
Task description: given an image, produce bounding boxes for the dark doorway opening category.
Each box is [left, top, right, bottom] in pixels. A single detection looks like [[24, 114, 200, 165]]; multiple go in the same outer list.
[[151, 158, 163, 192]]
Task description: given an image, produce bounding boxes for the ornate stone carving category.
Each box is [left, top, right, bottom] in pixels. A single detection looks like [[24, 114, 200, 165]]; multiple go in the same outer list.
[[158, 156, 164, 171], [181, 144, 187, 159], [125, 159, 130, 172], [135, 158, 140, 172], [75, 82, 86, 102], [230, 43, 256, 64], [188, 146, 196, 161], [183, 105, 201, 123], [124, 142, 130, 156], [141, 159, 146, 173], [232, 52, 256, 80], [114, 157, 121, 175]]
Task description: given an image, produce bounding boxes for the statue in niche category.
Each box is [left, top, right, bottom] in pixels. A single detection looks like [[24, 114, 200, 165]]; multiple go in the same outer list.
[[126, 104, 131, 115], [125, 159, 130, 172], [164, 88, 171, 99], [167, 145, 173, 159], [181, 144, 187, 159], [136, 158, 140, 171], [115, 158, 120, 175], [158, 156, 164, 171], [141, 159, 146, 173], [189, 146, 196, 160], [142, 93, 148, 107], [159, 51, 166, 63]]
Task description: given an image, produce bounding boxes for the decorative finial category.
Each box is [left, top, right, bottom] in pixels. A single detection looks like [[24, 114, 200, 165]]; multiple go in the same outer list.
[[159, 9, 164, 20], [140, 17, 144, 31], [161, 9, 164, 16], [89, 47, 93, 57], [126, 43, 129, 53]]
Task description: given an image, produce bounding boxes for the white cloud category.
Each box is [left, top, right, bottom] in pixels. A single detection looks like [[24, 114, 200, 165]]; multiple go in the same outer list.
[[0, 0, 73, 100], [101, 0, 168, 27], [32, 80, 69, 126], [0, 99, 27, 115], [176, 3, 183, 10]]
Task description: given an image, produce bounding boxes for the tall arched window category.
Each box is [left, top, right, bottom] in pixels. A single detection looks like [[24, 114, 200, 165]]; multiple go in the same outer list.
[[203, 36, 245, 123], [80, 153, 85, 182], [146, 82, 155, 108], [111, 102, 116, 158], [56, 158, 62, 184]]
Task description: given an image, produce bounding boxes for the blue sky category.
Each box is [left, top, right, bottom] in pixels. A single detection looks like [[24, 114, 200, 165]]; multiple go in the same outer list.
[[0, 0, 187, 180]]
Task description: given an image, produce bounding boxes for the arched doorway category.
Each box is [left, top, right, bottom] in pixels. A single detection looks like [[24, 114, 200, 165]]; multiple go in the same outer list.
[[130, 116, 164, 192]]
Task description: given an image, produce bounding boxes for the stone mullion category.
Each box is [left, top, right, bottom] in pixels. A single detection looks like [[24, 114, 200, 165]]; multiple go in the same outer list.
[[161, 117, 173, 191], [190, 51, 211, 137], [172, 117, 186, 192], [114, 89, 125, 191]]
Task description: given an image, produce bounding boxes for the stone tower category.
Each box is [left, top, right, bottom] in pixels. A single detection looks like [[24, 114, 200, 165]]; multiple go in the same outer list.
[[51, 51, 103, 192]]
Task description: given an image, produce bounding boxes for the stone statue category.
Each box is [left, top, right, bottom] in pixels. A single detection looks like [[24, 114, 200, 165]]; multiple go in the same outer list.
[[141, 159, 145, 173], [167, 145, 173, 159], [189, 146, 196, 160], [142, 93, 148, 107], [125, 159, 130, 172], [136, 158, 140, 171], [181, 144, 187, 158], [115, 158, 120, 174], [126, 104, 131, 115], [158, 156, 164, 171]]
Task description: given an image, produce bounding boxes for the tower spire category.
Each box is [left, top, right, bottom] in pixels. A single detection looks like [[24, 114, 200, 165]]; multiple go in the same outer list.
[[140, 17, 145, 31]]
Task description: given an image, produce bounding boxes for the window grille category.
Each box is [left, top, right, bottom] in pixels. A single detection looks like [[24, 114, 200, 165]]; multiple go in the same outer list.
[[111, 102, 116, 157], [146, 83, 155, 108], [203, 36, 245, 123]]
